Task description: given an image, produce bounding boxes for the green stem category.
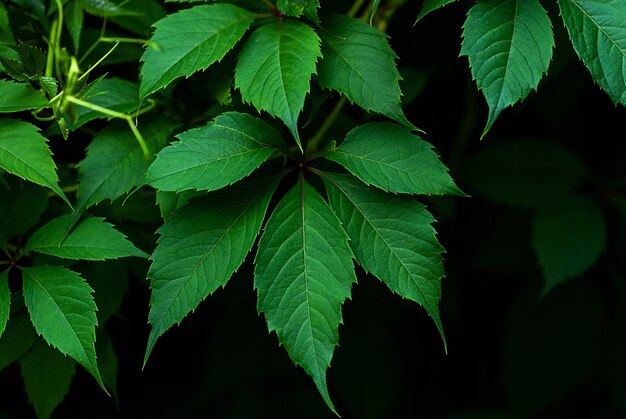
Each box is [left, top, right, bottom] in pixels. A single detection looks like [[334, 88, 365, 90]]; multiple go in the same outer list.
[[99, 36, 161, 51], [305, 96, 347, 155], [347, 0, 367, 17], [45, 20, 57, 77], [79, 42, 119, 81]]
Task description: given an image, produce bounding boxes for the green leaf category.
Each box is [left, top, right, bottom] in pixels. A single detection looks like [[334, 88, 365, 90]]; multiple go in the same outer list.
[[65, 0, 84, 52], [304, 0, 320, 25], [461, 0, 554, 137], [145, 177, 278, 363], [96, 331, 118, 400], [26, 215, 148, 260], [254, 176, 356, 413], [461, 139, 590, 208], [0, 270, 9, 339], [20, 339, 76, 419], [146, 112, 282, 192], [235, 20, 321, 149], [0, 178, 48, 243], [0, 119, 69, 206], [108, 0, 167, 37], [0, 312, 36, 371], [79, 0, 140, 17], [22, 265, 105, 390], [531, 196, 606, 296], [156, 190, 201, 220], [75, 117, 177, 213], [415, 0, 457, 23], [0, 80, 47, 112], [0, 3, 14, 44], [323, 173, 446, 346], [78, 261, 128, 324], [558, 0, 626, 105], [317, 14, 414, 129], [140, 4, 254, 99], [324, 122, 461, 195], [277, 0, 307, 16]]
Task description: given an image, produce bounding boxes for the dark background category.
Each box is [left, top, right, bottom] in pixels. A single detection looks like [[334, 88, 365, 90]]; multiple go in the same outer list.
[[2, 0, 626, 418]]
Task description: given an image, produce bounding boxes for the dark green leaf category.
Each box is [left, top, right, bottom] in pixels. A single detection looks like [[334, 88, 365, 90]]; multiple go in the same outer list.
[[0, 80, 47, 112], [65, 0, 84, 51], [235, 20, 321, 149], [531, 196, 606, 295], [79, 0, 140, 17], [0, 312, 36, 371], [146, 112, 282, 192], [304, 0, 320, 25], [156, 190, 201, 220], [323, 173, 446, 346], [415, 0, 457, 23], [461, 0, 554, 137], [26, 215, 148, 260], [22, 265, 105, 390], [324, 122, 461, 195], [254, 176, 356, 413], [96, 331, 118, 400], [0, 119, 69, 206], [78, 261, 128, 324], [145, 177, 278, 363], [558, 0, 626, 105], [0, 269, 9, 339], [20, 340, 76, 419], [140, 4, 254, 99], [277, 0, 307, 16], [0, 178, 48, 243], [317, 14, 414, 129]]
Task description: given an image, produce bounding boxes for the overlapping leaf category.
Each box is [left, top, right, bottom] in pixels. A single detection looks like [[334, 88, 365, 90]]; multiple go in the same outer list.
[[0, 312, 36, 371], [558, 0, 626, 105], [22, 266, 104, 390], [317, 14, 413, 129], [26, 215, 147, 260], [235, 20, 321, 149], [416, 0, 457, 22], [145, 178, 278, 363], [323, 173, 446, 345], [20, 340, 76, 419], [146, 112, 283, 192], [140, 4, 254, 99], [0, 270, 9, 339], [0, 80, 48, 112], [324, 122, 461, 195], [461, 0, 554, 136], [254, 177, 356, 413], [0, 119, 69, 205], [0, 178, 48, 243], [531, 196, 606, 295]]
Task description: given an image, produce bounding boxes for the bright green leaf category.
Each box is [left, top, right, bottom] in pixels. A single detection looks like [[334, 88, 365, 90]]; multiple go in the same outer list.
[[461, 0, 554, 137], [415, 0, 457, 23], [146, 112, 282, 192], [277, 0, 307, 16], [22, 265, 105, 390], [0, 312, 36, 371], [531, 196, 606, 296], [323, 173, 446, 346], [20, 339, 75, 419], [461, 139, 590, 208], [317, 14, 414, 129], [26, 215, 148, 260], [0, 119, 69, 206], [75, 117, 177, 214], [145, 177, 278, 363], [304, 0, 320, 25], [558, 0, 626, 105], [0, 270, 9, 339], [140, 4, 254, 99], [235, 20, 321, 149], [254, 176, 356, 413], [324, 122, 461, 195], [0, 177, 48, 243], [0, 80, 47, 112]]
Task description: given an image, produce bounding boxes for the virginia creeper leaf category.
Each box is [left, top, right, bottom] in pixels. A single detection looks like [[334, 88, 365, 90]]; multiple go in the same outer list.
[[22, 265, 105, 390], [145, 178, 279, 363], [277, 0, 307, 16], [304, 0, 321, 25], [461, 0, 554, 137], [78, 261, 128, 324], [156, 190, 201, 220], [140, 4, 254, 99], [323, 173, 446, 346], [235, 20, 321, 149], [146, 112, 282, 192], [75, 117, 177, 214], [0, 80, 47, 112], [531, 196, 606, 296], [96, 331, 119, 400], [317, 14, 414, 129], [0, 119, 69, 206], [0, 178, 48, 243], [20, 340, 76, 419], [461, 139, 589, 208], [254, 176, 356, 413], [324, 122, 461, 195], [0, 312, 36, 371], [26, 215, 148, 260], [415, 0, 457, 23], [558, 0, 626, 105], [0, 270, 8, 339]]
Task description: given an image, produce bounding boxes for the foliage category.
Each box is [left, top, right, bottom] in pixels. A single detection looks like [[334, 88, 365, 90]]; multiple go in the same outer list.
[[0, 0, 624, 417]]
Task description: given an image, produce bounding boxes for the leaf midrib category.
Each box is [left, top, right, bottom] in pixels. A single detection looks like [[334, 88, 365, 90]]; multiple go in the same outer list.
[[570, 0, 626, 59]]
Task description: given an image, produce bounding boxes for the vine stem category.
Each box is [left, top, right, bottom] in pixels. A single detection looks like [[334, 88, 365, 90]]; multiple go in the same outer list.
[[347, 0, 367, 17]]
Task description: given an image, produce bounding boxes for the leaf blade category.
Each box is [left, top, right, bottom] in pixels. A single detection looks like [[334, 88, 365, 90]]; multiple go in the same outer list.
[[0, 269, 9, 339], [0, 80, 48, 112], [415, 0, 457, 23]]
